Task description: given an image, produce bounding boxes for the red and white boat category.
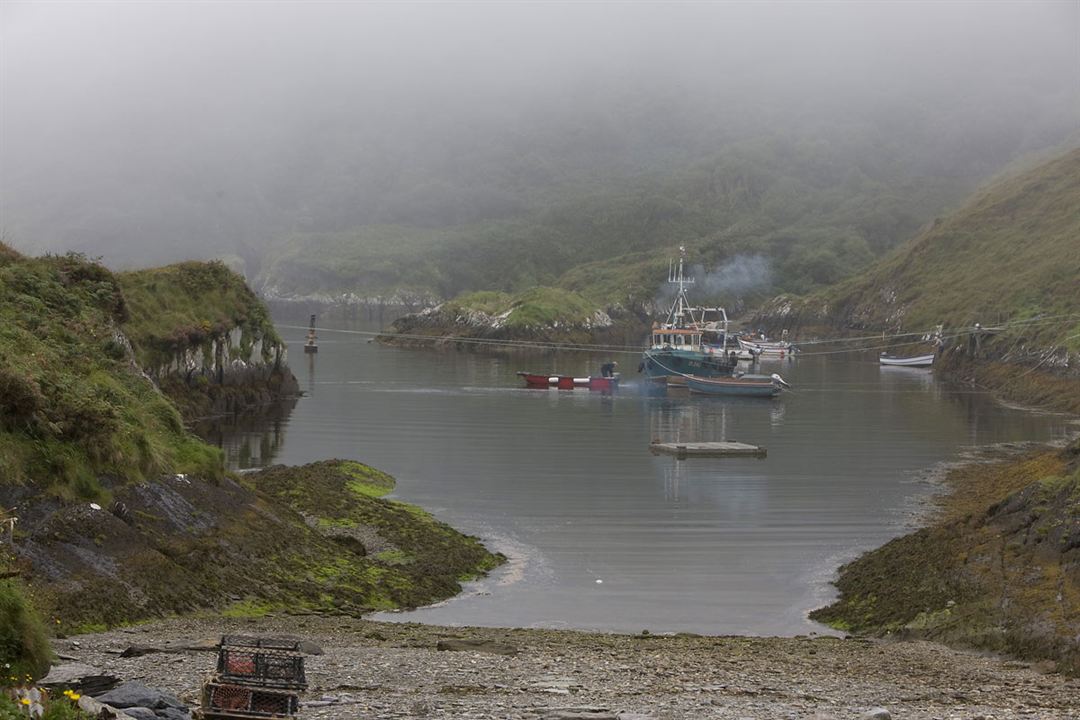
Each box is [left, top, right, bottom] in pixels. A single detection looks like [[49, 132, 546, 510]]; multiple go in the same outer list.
[[516, 372, 619, 391]]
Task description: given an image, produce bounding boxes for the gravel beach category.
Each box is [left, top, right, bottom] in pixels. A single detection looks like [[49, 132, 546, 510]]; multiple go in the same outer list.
[[62, 616, 1080, 719]]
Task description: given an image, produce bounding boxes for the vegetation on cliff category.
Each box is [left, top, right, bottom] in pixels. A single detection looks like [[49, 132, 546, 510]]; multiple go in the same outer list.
[[119, 261, 282, 372], [118, 261, 297, 421], [0, 559, 52, 683], [0, 245, 221, 498], [386, 286, 648, 347], [812, 440, 1080, 674]]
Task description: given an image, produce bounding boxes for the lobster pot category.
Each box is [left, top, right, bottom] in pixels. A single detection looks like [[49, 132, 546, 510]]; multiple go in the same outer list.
[[202, 682, 299, 718], [216, 636, 307, 689]]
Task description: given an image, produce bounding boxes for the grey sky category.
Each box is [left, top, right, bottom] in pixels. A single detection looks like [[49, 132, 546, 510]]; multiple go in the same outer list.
[[1, 1, 1077, 264]]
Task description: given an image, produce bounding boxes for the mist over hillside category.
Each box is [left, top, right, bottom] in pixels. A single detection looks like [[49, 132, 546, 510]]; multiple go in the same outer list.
[[1, 1, 1077, 301]]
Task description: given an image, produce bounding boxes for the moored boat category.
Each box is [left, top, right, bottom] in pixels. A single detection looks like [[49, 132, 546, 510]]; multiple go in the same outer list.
[[737, 330, 796, 358], [686, 373, 790, 398], [516, 371, 620, 391], [878, 352, 935, 367], [641, 247, 738, 382]]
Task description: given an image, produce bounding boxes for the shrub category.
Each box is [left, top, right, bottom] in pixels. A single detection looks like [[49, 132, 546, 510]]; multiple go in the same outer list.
[[0, 581, 52, 684]]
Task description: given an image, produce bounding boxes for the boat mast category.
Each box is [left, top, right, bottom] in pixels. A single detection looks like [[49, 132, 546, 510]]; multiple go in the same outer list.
[[665, 246, 701, 329]]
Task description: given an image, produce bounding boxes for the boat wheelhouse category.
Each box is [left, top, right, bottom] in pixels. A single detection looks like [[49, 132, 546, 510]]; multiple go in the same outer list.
[[641, 247, 738, 383]]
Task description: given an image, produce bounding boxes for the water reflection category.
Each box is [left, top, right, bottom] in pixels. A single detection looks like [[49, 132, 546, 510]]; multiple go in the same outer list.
[[648, 394, 786, 443], [192, 395, 297, 470]]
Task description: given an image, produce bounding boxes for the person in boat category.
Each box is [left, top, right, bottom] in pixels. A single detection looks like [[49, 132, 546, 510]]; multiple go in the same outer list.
[[600, 361, 618, 378]]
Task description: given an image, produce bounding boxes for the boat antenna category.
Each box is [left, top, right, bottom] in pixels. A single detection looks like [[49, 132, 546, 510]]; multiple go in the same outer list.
[[665, 245, 699, 328]]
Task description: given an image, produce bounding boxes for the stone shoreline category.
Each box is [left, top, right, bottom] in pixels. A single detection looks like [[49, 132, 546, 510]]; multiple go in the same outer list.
[[66, 616, 1080, 719]]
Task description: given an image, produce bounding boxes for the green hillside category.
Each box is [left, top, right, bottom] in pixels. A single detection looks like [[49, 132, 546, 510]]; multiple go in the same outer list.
[[797, 147, 1080, 347], [753, 147, 1080, 412], [0, 246, 221, 498]]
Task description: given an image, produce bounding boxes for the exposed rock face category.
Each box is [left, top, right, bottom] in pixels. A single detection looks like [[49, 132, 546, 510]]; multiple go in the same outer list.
[[117, 261, 301, 421], [148, 325, 299, 421]]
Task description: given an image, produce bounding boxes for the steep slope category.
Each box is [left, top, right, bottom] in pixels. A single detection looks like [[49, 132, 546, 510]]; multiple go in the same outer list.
[[757, 147, 1080, 411], [768, 148, 1080, 342]]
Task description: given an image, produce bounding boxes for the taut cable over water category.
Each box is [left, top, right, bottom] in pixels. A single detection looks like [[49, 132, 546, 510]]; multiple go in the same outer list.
[[277, 311, 1080, 359]]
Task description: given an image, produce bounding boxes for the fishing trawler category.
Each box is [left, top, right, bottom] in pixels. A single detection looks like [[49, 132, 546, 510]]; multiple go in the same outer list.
[[640, 248, 739, 385]]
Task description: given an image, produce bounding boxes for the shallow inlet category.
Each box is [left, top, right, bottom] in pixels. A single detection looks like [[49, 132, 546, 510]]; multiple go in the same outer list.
[[203, 318, 1075, 635]]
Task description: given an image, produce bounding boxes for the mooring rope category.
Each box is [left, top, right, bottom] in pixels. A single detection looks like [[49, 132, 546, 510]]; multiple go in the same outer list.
[[277, 311, 1080, 360]]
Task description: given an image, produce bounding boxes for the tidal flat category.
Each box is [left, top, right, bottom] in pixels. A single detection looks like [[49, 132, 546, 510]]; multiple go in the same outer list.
[[65, 616, 1080, 719]]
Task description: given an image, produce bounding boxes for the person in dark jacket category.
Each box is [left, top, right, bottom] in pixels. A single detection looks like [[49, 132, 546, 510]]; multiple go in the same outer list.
[[600, 361, 618, 377]]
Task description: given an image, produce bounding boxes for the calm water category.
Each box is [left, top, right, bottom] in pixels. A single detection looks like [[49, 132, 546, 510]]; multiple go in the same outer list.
[[207, 319, 1075, 635]]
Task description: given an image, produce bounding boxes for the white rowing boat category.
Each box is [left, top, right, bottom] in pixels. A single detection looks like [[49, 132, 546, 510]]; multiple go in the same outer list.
[[879, 352, 935, 367]]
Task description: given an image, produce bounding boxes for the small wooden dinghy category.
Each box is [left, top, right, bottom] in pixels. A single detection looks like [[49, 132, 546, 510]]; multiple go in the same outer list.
[[878, 352, 935, 367]]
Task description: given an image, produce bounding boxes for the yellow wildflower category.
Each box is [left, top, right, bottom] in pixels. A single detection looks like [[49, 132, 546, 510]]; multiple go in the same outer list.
[[19, 698, 30, 705]]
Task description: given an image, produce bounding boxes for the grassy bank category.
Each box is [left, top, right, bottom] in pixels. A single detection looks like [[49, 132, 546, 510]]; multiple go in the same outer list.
[[119, 261, 298, 422], [119, 261, 282, 372], [0, 551, 52, 683], [0, 246, 222, 499], [811, 440, 1080, 674], [384, 286, 650, 349]]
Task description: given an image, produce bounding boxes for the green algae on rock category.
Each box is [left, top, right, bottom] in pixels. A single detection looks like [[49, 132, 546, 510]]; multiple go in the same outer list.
[[812, 440, 1080, 675], [13, 460, 501, 634]]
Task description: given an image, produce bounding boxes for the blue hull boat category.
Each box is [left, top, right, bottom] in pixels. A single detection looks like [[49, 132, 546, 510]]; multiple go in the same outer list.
[[686, 373, 789, 397], [641, 349, 737, 382], [640, 247, 737, 383]]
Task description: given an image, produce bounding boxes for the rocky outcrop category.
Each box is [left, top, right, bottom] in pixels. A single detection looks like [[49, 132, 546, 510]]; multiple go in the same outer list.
[[384, 299, 649, 351], [145, 326, 299, 422], [7, 460, 501, 634], [118, 262, 300, 421], [812, 440, 1080, 675], [259, 285, 439, 315]]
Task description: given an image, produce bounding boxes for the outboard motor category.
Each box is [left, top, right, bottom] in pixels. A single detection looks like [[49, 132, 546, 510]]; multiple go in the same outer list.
[[771, 373, 791, 388]]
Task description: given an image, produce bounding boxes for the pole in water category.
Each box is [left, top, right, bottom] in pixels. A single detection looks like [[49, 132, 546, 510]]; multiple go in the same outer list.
[[304, 314, 319, 353]]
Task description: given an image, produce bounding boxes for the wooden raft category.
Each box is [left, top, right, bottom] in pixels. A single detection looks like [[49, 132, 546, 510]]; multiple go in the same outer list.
[[649, 441, 766, 459]]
